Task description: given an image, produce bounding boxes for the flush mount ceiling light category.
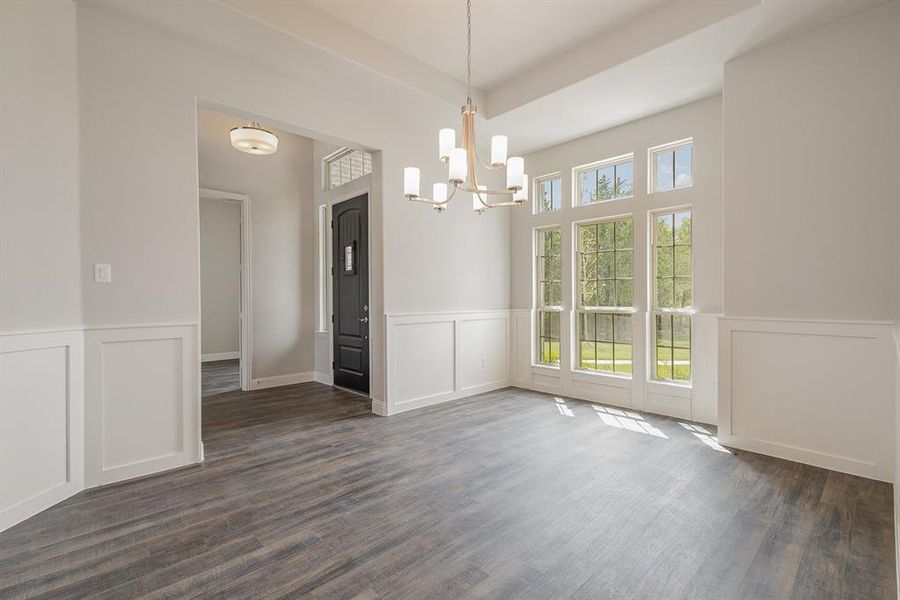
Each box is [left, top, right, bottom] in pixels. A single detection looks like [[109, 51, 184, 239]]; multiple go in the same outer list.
[[403, 0, 527, 214], [229, 122, 278, 155]]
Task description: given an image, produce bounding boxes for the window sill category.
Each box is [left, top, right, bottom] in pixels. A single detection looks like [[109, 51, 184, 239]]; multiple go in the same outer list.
[[649, 183, 693, 195], [573, 194, 634, 208], [531, 363, 561, 375]]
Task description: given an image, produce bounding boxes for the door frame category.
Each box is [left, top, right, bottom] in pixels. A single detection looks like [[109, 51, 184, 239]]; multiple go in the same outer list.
[[198, 187, 252, 392], [324, 185, 372, 397]]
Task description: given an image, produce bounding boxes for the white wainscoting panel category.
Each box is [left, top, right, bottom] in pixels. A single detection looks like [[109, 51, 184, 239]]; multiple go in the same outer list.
[[459, 317, 508, 391], [719, 317, 896, 481], [85, 324, 200, 486], [0, 329, 84, 532], [386, 311, 510, 415]]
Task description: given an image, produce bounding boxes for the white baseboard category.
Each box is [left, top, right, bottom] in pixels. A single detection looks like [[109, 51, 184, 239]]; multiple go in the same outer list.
[[389, 380, 509, 416], [249, 371, 316, 390], [202, 351, 239, 362], [371, 398, 388, 416], [314, 371, 333, 386]]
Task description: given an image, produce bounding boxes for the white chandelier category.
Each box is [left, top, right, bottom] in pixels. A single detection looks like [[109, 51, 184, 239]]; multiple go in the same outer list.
[[403, 0, 527, 213]]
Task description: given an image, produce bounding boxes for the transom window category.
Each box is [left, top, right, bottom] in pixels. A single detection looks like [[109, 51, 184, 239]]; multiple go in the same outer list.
[[652, 209, 692, 382], [650, 139, 692, 193], [534, 174, 562, 213], [325, 148, 372, 189], [575, 155, 634, 206], [535, 227, 562, 365], [576, 217, 633, 375]]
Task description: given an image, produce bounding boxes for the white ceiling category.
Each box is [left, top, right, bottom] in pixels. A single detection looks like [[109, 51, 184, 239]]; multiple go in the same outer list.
[[308, 0, 663, 90], [218, 0, 889, 152]]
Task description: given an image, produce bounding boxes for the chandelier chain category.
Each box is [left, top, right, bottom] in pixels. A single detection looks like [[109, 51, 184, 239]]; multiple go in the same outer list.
[[466, 0, 472, 105]]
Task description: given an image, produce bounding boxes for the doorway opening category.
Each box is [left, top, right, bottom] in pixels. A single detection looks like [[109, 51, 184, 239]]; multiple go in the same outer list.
[[199, 188, 251, 396]]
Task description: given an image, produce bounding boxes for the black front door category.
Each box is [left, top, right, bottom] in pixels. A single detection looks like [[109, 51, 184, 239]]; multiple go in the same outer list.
[[332, 194, 369, 394]]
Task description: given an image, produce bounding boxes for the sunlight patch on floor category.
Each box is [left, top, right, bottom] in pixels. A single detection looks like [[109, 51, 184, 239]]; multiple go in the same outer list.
[[679, 422, 731, 453], [593, 404, 667, 438]]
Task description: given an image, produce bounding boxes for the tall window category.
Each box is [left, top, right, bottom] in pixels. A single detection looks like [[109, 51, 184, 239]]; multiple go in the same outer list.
[[534, 174, 562, 213], [575, 155, 634, 206], [325, 148, 372, 189], [576, 217, 633, 374], [650, 139, 692, 192], [536, 227, 562, 365], [652, 209, 692, 382]]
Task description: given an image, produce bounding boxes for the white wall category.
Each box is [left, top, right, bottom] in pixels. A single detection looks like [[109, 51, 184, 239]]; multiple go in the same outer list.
[[509, 96, 723, 424], [199, 198, 241, 358], [198, 109, 315, 379], [719, 2, 900, 481], [0, 1, 81, 331], [0, 1, 84, 531]]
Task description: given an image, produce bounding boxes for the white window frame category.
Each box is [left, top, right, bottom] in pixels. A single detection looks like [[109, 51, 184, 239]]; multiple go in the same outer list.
[[573, 214, 635, 377], [649, 205, 693, 386], [534, 225, 563, 367], [532, 172, 562, 215], [572, 153, 635, 208], [648, 138, 693, 194], [323, 147, 372, 190]]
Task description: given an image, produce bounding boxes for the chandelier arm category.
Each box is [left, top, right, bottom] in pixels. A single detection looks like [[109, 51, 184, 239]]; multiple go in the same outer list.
[[453, 182, 516, 197]]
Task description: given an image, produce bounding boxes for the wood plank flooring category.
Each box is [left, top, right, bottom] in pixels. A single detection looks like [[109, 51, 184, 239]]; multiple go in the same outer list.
[[202, 359, 240, 396], [0, 384, 894, 598]]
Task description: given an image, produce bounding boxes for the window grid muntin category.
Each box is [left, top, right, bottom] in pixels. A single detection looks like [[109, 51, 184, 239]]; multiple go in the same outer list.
[[575, 155, 634, 206], [651, 208, 692, 383], [537, 310, 561, 366], [578, 312, 633, 375], [536, 227, 562, 308], [326, 148, 372, 190], [534, 174, 562, 213], [577, 217, 634, 310], [653, 210, 692, 311], [654, 314, 691, 382]]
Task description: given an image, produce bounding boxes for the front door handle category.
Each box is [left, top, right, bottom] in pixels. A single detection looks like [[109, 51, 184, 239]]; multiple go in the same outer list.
[[359, 316, 368, 323]]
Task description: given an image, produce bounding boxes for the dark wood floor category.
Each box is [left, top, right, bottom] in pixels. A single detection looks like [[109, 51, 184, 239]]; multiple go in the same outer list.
[[202, 358, 240, 397], [1, 384, 894, 598]]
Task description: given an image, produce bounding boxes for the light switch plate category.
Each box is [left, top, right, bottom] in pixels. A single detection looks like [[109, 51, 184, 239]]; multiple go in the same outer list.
[[94, 263, 112, 283]]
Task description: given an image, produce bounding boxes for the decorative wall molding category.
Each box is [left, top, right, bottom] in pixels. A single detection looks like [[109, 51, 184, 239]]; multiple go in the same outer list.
[[718, 316, 896, 482], [249, 371, 316, 390], [84, 324, 200, 487], [385, 311, 511, 415], [0, 329, 84, 533]]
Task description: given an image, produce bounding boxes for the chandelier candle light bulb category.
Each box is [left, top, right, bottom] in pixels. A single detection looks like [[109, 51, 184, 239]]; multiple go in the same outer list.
[[439, 129, 456, 162], [404, 167, 420, 198], [490, 135, 508, 167], [506, 157, 524, 191], [433, 182, 448, 204], [514, 174, 528, 202], [448, 148, 467, 183]]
